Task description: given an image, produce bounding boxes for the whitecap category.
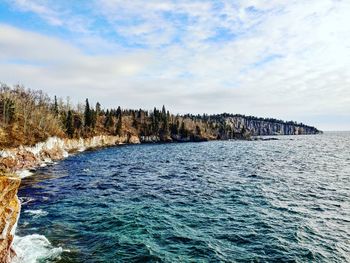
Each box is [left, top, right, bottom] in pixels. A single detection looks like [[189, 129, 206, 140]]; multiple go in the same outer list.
[[16, 170, 34, 178], [24, 209, 48, 217], [19, 197, 35, 205], [12, 234, 63, 263]]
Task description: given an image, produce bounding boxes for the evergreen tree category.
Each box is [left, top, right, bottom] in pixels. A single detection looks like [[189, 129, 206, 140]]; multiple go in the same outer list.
[[115, 113, 122, 136], [91, 109, 97, 128], [66, 110, 74, 138], [53, 95, 59, 116], [95, 102, 101, 116], [104, 110, 113, 128], [161, 105, 166, 119], [84, 98, 92, 127], [180, 121, 188, 138], [132, 111, 139, 129], [161, 113, 170, 137], [152, 107, 160, 134], [170, 122, 178, 135], [74, 114, 83, 130], [116, 106, 122, 118]]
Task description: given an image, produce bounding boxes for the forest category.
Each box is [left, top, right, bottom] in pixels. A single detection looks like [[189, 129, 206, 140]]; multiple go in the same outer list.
[[0, 84, 320, 148]]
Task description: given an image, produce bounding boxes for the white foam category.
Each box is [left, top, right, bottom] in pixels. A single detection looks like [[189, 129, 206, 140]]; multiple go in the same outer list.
[[12, 234, 63, 263], [62, 150, 69, 158], [77, 147, 86, 152], [24, 209, 48, 217], [16, 170, 34, 178], [43, 158, 53, 163], [19, 197, 35, 205]]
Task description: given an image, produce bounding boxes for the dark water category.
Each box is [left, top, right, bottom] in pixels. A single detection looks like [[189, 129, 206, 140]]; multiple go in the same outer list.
[[15, 132, 350, 262]]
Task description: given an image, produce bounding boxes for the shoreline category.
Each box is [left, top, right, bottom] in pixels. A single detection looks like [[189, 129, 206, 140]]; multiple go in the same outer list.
[[0, 135, 140, 178], [0, 133, 323, 262], [0, 135, 139, 262]]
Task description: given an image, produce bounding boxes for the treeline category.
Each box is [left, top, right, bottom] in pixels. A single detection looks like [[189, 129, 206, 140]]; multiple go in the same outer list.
[[0, 85, 64, 147], [205, 113, 318, 130], [0, 84, 320, 148]]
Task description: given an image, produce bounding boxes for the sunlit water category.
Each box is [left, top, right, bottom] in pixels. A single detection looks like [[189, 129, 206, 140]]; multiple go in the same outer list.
[[14, 132, 350, 262]]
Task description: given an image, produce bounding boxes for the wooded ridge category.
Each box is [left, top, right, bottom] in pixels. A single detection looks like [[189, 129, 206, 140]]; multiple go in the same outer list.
[[0, 84, 321, 148]]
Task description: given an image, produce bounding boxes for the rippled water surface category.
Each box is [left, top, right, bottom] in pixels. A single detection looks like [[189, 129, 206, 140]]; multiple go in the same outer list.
[[16, 132, 350, 262]]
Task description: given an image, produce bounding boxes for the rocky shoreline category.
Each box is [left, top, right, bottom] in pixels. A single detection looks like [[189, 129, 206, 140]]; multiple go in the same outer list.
[[0, 134, 142, 262], [0, 131, 322, 262], [0, 135, 141, 176]]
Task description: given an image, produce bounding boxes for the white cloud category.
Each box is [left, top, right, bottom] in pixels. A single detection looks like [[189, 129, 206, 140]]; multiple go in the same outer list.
[[1, 0, 350, 130], [12, 0, 63, 26], [0, 24, 154, 101], [10, 0, 91, 33]]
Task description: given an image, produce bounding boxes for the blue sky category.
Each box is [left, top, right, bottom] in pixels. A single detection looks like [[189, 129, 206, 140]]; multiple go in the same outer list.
[[0, 0, 350, 130]]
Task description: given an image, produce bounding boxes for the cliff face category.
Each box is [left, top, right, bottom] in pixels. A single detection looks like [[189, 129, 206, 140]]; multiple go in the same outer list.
[[0, 175, 20, 263], [0, 135, 140, 174], [222, 116, 320, 136]]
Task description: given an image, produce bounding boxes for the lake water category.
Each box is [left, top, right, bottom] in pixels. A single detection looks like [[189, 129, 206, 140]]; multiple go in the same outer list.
[[14, 132, 350, 262]]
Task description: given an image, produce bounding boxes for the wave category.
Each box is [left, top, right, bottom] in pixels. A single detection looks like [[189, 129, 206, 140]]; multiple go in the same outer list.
[[19, 197, 35, 205], [12, 234, 63, 263], [16, 169, 34, 178], [24, 209, 48, 218]]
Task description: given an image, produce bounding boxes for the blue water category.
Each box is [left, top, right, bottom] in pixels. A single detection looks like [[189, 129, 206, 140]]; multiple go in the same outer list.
[[15, 132, 350, 262]]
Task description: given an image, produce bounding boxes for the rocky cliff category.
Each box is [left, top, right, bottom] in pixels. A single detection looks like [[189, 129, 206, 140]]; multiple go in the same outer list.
[[0, 134, 142, 262], [0, 135, 140, 175], [216, 115, 321, 137], [0, 175, 20, 263]]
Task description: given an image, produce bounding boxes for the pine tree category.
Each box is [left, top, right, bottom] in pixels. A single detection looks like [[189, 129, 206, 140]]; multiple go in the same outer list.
[[104, 110, 113, 128], [91, 109, 97, 129], [116, 106, 122, 118], [74, 114, 83, 130], [115, 113, 122, 136], [53, 95, 59, 116], [95, 102, 101, 116], [132, 111, 139, 129], [170, 123, 177, 135], [161, 110, 170, 137], [180, 121, 188, 138], [161, 105, 166, 119], [66, 110, 74, 138], [84, 98, 92, 127]]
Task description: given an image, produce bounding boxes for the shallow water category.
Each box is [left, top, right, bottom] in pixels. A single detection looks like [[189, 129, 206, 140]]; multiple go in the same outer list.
[[15, 132, 350, 262]]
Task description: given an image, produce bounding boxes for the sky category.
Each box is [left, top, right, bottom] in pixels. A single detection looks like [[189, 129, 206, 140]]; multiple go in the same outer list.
[[0, 0, 349, 131]]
